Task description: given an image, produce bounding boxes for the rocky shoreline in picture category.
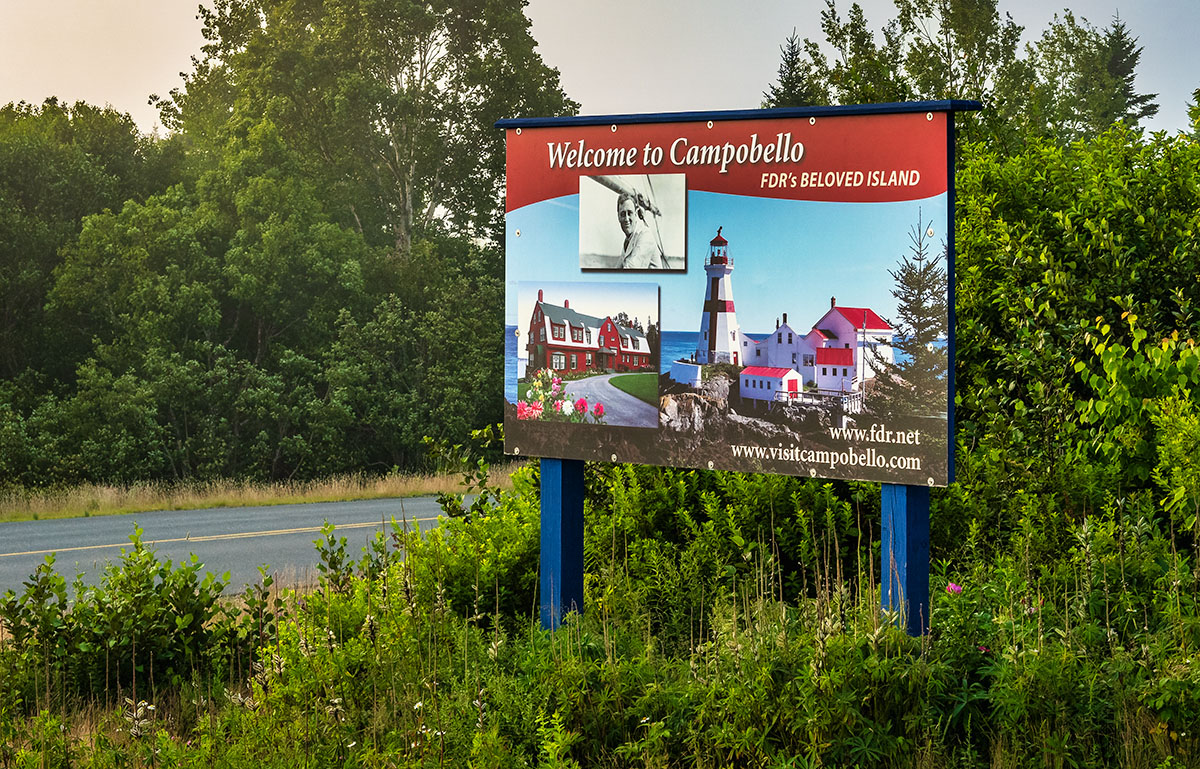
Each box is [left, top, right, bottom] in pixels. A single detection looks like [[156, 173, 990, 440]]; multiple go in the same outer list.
[[508, 370, 948, 485]]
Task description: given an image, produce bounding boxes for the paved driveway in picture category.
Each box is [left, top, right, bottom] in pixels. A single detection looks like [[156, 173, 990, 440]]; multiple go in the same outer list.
[[563, 373, 658, 428]]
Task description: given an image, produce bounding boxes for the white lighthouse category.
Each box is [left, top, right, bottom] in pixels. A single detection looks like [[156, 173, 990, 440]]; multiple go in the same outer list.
[[695, 227, 742, 365]]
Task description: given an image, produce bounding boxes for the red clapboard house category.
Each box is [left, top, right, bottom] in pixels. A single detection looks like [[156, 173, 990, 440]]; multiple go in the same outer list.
[[525, 289, 652, 377]]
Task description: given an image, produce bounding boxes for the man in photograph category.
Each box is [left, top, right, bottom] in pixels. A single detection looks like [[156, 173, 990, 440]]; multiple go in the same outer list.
[[617, 191, 664, 270]]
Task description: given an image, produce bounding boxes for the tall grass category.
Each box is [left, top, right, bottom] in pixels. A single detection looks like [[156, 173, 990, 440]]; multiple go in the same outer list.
[[3, 460, 1199, 767], [0, 464, 521, 523]]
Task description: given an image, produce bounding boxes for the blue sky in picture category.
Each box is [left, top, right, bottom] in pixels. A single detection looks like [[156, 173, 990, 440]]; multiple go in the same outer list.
[[515, 281, 659, 338], [505, 190, 948, 334]]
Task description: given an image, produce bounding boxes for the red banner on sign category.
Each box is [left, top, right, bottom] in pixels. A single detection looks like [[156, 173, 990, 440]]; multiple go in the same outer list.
[[506, 112, 947, 211]]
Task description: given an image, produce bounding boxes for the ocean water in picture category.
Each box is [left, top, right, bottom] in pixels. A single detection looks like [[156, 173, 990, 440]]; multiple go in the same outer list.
[[659, 330, 770, 372], [657, 330, 696, 373], [505, 326, 522, 403], [506, 326, 939, 402]]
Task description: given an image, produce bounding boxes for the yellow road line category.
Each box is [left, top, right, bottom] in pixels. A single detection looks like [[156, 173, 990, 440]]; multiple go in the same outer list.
[[0, 516, 441, 559]]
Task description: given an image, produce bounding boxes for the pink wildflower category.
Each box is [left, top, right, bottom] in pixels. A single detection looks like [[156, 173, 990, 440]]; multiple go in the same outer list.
[[593, 402, 605, 417], [529, 402, 543, 418], [517, 401, 530, 420], [946, 583, 963, 595], [574, 397, 588, 414]]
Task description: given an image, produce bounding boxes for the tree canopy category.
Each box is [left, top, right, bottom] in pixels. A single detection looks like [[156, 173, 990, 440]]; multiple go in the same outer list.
[[763, 1, 1160, 149], [162, 0, 576, 252], [0, 0, 575, 487]]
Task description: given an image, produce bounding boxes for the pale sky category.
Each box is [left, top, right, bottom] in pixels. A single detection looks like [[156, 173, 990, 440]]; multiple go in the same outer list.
[[0, 0, 1194, 135]]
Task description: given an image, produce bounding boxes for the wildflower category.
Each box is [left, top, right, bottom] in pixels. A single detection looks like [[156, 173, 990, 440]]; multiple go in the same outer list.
[[517, 401, 532, 420], [946, 583, 962, 594], [414, 701, 424, 711], [574, 397, 588, 414], [593, 402, 605, 417], [561, 399, 574, 416], [529, 402, 543, 418], [978, 645, 990, 653]]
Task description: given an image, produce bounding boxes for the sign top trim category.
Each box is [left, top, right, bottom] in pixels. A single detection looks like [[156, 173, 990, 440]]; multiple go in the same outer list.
[[495, 100, 982, 129]]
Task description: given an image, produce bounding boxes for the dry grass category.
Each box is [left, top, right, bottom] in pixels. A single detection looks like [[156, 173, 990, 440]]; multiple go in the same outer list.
[[0, 463, 523, 524]]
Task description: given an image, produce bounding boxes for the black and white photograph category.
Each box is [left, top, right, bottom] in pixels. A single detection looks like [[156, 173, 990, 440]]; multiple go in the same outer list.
[[578, 173, 686, 271]]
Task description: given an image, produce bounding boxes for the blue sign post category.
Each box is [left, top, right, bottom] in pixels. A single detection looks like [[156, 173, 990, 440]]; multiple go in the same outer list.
[[540, 458, 585, 630], [881, 483, 931, 635]]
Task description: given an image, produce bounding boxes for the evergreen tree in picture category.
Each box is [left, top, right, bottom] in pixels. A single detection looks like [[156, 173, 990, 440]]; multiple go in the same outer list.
[[1095, 15, 1158, 127], [869, 212, 948, 420], [647, 317, 661, 371], [1187, 87, 1200, 139]]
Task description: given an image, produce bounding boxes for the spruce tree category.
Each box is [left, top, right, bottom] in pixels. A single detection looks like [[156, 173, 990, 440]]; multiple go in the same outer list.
[[647, 318, 661, 371], [869, 213, 948, 420], [762, 30, 829, 107], [763, 2, 1160, 149], [1189, 88, 1200, 139], [1098, 16, 1158, 127]]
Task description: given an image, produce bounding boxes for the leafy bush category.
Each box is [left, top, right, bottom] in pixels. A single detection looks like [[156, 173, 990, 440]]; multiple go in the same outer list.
[[581, 463, 876, 647], [3, 447, 1200, 767], [947, 126, 1200, 566], [0, 527, 295, 710]]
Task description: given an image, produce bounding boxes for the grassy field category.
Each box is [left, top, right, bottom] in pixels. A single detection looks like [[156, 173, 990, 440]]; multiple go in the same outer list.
[[0, 464, 522, 524], [609, 372, 659, 405]]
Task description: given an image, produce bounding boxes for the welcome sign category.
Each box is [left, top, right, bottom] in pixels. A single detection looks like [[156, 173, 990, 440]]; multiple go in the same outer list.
[[500, 104, 964, 486]]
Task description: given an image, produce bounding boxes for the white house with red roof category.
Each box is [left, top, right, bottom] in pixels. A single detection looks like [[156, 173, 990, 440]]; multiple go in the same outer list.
[[743, 297, 894, 395], [815, 347, 855, 392], [740, 366, 803, 402]]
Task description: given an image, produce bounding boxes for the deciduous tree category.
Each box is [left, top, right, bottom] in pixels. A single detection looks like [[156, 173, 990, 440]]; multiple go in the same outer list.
[[163, 0, 576, 252], [0, 100, 179, 381], [1025, 13, 1158, 143], [763, 4, 908, 108]]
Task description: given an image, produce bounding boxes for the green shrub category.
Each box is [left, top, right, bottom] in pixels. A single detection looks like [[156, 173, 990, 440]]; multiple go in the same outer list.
[[0, 527, 254, 708]]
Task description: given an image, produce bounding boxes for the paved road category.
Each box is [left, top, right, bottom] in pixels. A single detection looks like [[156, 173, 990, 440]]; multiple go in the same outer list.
[[0, 497, 449, 595], [564, 373, 658, 428]]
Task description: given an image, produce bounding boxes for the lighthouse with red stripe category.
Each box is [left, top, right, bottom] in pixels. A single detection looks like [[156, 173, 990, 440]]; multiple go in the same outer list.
[[696, 227, 741, 365]]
